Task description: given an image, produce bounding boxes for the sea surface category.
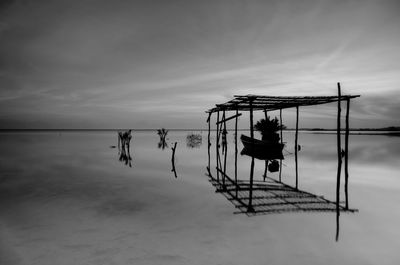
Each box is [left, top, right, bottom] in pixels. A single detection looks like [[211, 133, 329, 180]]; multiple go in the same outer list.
[[0, 130, 399, 265]]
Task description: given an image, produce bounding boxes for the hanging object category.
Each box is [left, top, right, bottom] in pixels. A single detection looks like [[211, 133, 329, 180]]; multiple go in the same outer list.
[[268, 160, 280, 173]]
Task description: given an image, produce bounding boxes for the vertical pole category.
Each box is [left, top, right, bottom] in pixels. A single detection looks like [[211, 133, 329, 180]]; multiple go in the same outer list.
[[223, 110, 227, 189], [279, 108, 283, 182], [248, 99, 255, 212], [295, 106, 299, 189], [264, 109, 268, 181], [235, 109, 239, 197], [207, 113, 211, 171], [263, 160, 269, 181], [216, 111, 220, 182], [344, 99, 350, 210], [336, 82, 342, 241]]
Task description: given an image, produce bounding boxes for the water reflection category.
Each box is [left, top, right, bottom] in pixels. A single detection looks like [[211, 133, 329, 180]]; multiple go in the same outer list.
[[186, 133, 202, 148], [157, 128, 169, 150], [118, 142, 132, 167], [117, 130, 133, 167], [207, 129, 358, 241]]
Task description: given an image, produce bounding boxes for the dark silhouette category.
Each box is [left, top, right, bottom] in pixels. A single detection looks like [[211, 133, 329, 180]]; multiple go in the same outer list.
[[118, 129, 132, 149], [118, 142, 132, 167], [186, 133, 202, 148], [157, 128, 169, 149], [221, 129, 227, 153], [116, 130, 133, 167], [171, 142, 178, 178]]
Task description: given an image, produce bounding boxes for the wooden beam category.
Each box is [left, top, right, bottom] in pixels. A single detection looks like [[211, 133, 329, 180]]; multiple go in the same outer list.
[[235, 109, 239, 197], [248, 99, 255, 212], [279, 108, 283, 182], [344, 98, 350, 209], [264, 109, 268, 182], [216, 111, 220, 181], [216, 113, 242, 124], [207, 112, 211, 171], [171, 142, 178, 178], [223, 110, 227, 189], [295, 106, 299, 189], [336, 82, 342, 242]]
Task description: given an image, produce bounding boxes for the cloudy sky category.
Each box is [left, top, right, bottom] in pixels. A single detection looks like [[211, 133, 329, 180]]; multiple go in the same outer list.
[[0, 0, 399, 129]]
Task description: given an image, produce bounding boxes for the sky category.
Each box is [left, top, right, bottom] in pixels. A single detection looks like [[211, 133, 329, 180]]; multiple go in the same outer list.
[[0, 0, 399, 129]]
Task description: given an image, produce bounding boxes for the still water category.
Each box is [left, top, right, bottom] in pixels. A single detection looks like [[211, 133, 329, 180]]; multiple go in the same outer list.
[[0, 131, 399, 265]]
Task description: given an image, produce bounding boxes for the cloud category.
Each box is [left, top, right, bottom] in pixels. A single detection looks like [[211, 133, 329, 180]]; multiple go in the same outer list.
[[0, 0, 399, 128]]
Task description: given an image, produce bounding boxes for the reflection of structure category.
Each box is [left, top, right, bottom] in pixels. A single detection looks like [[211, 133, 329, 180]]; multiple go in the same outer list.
[[186, 133, 202, 148], [117, 130, 133, 167], [157, 128, 169, 149], [118, 142, 132, 167], [206, 83, 360, 241], [118, 130, 132, 149]]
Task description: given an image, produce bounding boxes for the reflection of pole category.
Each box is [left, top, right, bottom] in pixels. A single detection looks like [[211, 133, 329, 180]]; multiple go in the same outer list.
[[248, 99, 255, 212], [235, 109, 238, 197], [336, 83, 342, 242], [344, 99, 350, 210], [279, 109, 283, 182], [295, 106, 299, 189]]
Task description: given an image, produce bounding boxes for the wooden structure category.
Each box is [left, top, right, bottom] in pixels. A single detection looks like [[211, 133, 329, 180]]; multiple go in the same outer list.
[[205, 83, 359, 239]]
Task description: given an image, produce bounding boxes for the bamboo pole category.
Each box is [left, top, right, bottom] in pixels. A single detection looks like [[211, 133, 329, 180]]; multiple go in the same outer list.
[[279, 108, 283, 182], [171, 142, 178, 178], [235, 109, 238, 197], [336, 83, 342, 241], [216, 111, 220, 182], [264, 110, 268, 181], [207, 113, 211, 171], [216, 113, 242, 124], [248, 99, 255, 212], [223, 110, 227, 189], [345, 99, 350, 209], [295, 106, 299, 189]]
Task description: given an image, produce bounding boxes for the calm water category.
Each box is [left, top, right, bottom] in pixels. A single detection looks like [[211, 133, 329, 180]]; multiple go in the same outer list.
[[0, 131, 399, 265]]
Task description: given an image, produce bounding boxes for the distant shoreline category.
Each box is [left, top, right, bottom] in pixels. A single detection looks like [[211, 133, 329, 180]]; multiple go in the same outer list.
[[1, 128, 399, 137]]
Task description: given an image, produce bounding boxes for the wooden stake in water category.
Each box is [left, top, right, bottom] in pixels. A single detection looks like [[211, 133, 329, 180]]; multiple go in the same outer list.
[[336, 83, 342, 241]]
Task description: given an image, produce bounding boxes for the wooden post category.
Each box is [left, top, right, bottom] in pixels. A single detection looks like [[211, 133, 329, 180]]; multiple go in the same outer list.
[[264, 109, 268, 181], [235, 109, 239, 197], [295, 106, 299, 189], [207, 113, 211, 171], [279, 108, 283, 182], [223, 110, 227, 189], [336, 83, 342, 241], [344, 99, 350, 209], [248, 99, 255, 212], [263, 160, 269, 181], [216, 111, 220, 182], [171, 142, 178, 178]]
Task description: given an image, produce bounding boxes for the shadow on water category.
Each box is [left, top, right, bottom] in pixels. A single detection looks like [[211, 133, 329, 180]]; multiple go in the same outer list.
[[206, 124, 358, 241]]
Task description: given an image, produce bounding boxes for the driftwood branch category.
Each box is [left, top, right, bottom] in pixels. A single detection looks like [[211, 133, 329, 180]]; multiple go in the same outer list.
[[171, 142, 178, 178]]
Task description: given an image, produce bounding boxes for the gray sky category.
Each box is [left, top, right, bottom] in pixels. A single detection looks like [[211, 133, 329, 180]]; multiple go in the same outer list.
[[0, 0, 399, 129]]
